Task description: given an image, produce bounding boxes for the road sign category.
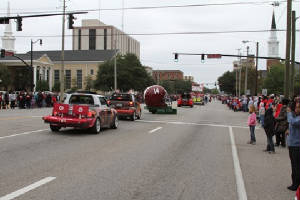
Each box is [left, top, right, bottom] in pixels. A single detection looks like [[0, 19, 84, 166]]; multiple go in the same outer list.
[[207, 54, 222, 59], [5, 51, 14, 56], [262, 89, 268, 96]]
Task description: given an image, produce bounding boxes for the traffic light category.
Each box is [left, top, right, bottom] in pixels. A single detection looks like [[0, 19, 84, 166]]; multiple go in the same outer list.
[[201, 54, 205, 63], [16, 17, 22, 31], [174, 53, 178, 62], [68, 14, 75, 29], [0, 17, 9, 24], [0, 49, 5, 58]]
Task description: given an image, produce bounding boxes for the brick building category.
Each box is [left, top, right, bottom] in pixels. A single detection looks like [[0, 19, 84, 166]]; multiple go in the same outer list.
[[152, 70, 184, 83]]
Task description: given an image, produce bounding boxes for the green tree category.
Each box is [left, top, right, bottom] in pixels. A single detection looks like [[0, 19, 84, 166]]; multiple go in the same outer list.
[[263, 64, 284, 95], [218, 71, 236, 95], [94, 53, 154, 92], [160, 80, 175, 94], [211, 88, 219, 94], [52, 82, 60, 92], [0, 64, 11, 90], [70, 77, 78, 92], [36, 80, 49, 91], [84, 75, 94, 90]]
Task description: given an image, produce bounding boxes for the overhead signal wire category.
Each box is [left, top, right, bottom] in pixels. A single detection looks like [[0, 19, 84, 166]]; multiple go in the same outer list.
[[0, 0, 298, 15], [3, 29, 298, 38]]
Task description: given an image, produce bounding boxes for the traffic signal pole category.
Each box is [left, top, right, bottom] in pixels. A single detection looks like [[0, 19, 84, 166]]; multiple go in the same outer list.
[[285, 0, 292, 98], [60, 0, 66, 103]]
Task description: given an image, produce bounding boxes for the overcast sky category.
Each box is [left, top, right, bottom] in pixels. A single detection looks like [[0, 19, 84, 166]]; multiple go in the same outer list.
[[0, 0, 299, 86]]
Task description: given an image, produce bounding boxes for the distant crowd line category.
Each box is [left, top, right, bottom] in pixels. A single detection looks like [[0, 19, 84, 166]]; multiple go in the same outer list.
[[0, 91, 59, 110]]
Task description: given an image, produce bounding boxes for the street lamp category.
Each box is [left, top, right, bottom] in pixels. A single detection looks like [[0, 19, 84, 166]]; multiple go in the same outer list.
[[242, 40, 259, 96], [31, 39, 42, 92]]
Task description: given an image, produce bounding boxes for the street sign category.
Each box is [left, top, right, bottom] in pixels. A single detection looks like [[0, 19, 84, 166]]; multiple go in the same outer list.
[[207, 54, 222, 59], [5, 51, 14, 56], [262, 89, 268, 96], [246, 89, 250, 95]]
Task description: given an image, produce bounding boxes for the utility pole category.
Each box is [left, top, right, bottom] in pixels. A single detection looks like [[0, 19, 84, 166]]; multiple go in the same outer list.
[[114, 37, 117, 91], [235, 69, 238, 96], [238, 50, 242, 97], [284, 0, 292, 98], [122, 0, 125, 32], [290, 10, 296, 97], [244, 46, 249, 95], [255, 42, 259, 96], [60, 0, 66, 102]]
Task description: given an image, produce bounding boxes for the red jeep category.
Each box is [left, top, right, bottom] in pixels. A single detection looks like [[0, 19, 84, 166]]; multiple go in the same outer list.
[[42, 93, 118, 133], [177, 93, 194, 108], [109, 93, 142, 121]]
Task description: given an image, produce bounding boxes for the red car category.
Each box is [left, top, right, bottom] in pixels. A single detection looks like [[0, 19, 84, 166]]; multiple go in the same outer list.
[[177, 93, 194, 108], [109, 93, 142, 121], [42, 93, 118, 133]]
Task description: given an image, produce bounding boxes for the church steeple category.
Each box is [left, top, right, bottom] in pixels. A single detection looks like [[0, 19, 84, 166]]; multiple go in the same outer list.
[[271, 11, 276, 30], [1, 1, 16, 52], [268, 10, 279, 58]]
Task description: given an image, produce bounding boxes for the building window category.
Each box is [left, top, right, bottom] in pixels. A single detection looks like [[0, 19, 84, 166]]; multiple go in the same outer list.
[[65, 70, 71, 89], [89, 29, 96, 50], [47, 69, 49, 82], [54, 70, 60, 83], [90, 69, 94, 75], [77, 70, 82, 89], [104, 29, 107, 50], [78, 29, 81, 50]]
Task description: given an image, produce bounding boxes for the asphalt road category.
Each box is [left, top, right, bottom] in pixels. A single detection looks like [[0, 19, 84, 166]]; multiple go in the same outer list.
[[0, 101, 295, 200]]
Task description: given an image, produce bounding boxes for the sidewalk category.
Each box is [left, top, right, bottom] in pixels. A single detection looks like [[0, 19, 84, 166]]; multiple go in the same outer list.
[[229, 107, 294, 199]]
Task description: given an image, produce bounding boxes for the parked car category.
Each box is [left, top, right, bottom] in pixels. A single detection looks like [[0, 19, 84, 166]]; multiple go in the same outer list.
[[42, 93, 118, 133], [177, 93, 194, 107], [109, 93, 142, 121]]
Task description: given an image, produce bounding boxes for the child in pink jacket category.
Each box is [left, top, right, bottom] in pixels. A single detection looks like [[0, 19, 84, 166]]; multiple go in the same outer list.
[[247, 105, 257, 144]]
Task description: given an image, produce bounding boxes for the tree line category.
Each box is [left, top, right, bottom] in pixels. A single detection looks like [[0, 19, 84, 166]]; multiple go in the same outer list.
[[217, 63, 299, 96]]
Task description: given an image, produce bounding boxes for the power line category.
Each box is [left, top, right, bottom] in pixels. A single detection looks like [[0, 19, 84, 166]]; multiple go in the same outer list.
[[0, 0, 298, 15], [3, 29, 298, 38]]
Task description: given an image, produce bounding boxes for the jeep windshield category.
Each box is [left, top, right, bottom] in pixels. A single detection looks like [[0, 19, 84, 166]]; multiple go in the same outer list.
[[111, 94, 132, 101], [181, 94, 191, 99], [69, 95, 94, 105]]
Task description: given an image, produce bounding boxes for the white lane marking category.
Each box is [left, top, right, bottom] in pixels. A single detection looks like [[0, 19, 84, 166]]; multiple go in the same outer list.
[[0, 129, 48, 141], [0, 177, 56, 200], [138, 120, 250, 129], [149, 127, 162, 133], [229, 126, 248, 200]]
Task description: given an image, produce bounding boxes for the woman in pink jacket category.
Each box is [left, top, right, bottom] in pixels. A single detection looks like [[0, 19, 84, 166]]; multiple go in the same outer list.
[[247, 105, 257, 144]]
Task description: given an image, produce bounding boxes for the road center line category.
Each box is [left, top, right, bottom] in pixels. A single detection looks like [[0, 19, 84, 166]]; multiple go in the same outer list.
[[0, 177, 56, 200], [149, 127, 162, 133], [0, 129, 48, 141], [229, 126, 248, 200]]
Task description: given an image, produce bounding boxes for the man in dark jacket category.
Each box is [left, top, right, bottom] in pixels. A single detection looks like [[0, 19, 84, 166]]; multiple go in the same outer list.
[[275, 99, 289, 147], [264, 107, 276, 153]]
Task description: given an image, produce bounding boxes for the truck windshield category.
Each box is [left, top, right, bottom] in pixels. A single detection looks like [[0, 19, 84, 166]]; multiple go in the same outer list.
[[111, 94, 132, 101], [69, 95, 94, 105], [182, 94, 191, 99]]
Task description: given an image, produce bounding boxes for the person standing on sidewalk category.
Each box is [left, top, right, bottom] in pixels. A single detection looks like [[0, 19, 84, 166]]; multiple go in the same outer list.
[[263, 106, 276, 153], [286, 103, 300, 191], [275, 99, 289, 147], [259, 102, 265, 128], [247, 105, 257, 145]]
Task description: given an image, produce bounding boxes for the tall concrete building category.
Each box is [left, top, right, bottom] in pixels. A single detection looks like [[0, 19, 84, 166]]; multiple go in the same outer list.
[[72, 19, 140, 58]]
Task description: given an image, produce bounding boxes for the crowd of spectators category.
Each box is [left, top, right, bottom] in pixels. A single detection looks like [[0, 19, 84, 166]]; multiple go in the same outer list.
[[0, 91, 59, 109], [220, 94, 300, 193]]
